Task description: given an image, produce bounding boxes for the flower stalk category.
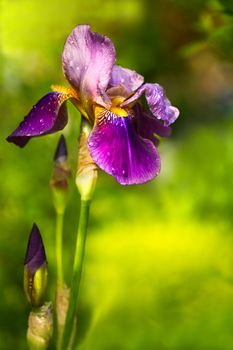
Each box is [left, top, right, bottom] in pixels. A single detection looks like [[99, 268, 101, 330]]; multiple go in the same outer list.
[[61, 199, 91, 350], [51, 135, 71, 287], [55, 212, 65, 287], [61, 122, 97, 350]]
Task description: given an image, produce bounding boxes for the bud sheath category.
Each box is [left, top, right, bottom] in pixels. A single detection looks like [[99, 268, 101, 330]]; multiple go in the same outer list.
[[76, 121, 98, 200], [50, 135, 71, 214], [27, 302, 53, 350]]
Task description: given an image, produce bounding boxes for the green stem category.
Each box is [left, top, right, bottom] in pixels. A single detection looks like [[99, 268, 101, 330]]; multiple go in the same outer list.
[[56, 211, 64, 287], [61, 200, 91, 350]]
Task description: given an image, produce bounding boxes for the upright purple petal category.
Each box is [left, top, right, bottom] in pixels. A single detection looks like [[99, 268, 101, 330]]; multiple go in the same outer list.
[[122, 83, 179, 126], [62, 25, 116, 113], [134, 103, 172, 145], [7, 92, 71, 147], [108, 65, 144, 94], [88, 107, 160, 185]]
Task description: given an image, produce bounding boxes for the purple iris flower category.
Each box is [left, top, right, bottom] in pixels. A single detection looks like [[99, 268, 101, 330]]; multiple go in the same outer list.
[[7, 25, 179, 185]]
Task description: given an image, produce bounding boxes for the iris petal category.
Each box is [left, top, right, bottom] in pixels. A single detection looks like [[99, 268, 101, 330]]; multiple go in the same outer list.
[[62, 24, 116, 114], [88, 107, 160, 185], [134, 104, 171, 144], [108, 65, 144, 94], [7, 92, 71, 147], [122, 83, 179, 126]]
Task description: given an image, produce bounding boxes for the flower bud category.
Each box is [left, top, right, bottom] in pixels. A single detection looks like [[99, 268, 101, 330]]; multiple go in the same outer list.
[[24, 223, 48, 307], [76, 121, 98, 200], [50, 134, 71, 214], [27, 302, 53, 350]]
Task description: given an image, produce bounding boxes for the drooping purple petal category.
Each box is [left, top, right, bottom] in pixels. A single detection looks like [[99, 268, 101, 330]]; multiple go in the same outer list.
[[88, 107, 160, 185], [134, 103, 172, 145], [24, 223, 47, 275], [7, 92, 70, 147], [122, 83, 179, 126], [62, 25, 116, 112], [108, 65, 144, 94]]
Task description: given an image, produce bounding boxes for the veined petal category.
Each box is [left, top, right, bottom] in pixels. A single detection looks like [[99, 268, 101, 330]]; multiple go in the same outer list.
[[108, 65, 144, 94], [122, 83, 179, 126], [88, 107, 160, 185], [7, 91, 72, 147], [62, 25, 116, 113], [134, 103, 171, 144]]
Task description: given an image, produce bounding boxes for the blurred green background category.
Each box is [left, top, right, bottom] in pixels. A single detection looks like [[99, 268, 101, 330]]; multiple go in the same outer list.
[[1, 0, 233, 349]]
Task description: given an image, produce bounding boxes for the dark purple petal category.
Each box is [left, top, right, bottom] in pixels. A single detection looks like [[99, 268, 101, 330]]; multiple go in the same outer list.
[[88, 107, 160, 185], [108, 65, 144, 94], [62, 25, 116, 111], [122, 83, 179, 126], [7, 92, 70, 147], [134, 103, 172, 144], [24, 223, 47, 275], [54, 134, 68, 162]]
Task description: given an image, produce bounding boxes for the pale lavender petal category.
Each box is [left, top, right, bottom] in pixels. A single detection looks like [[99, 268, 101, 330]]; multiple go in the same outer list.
[[106, 85, 129, 99], [7, 92, 70, 147], [108, 65, 144, 94], [62, 25, 116, 110], [134, 103, 171, 144], [88, 108, 160, 185], [122, 83, 179, 126]]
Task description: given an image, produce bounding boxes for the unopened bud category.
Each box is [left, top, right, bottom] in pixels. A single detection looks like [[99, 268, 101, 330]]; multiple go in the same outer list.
[[24, 223, 48, 307], [76, 121, 98, 200], [54, 134, 68, 162], [50, 135, 71, 214], [27, 302, 53, 350]]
